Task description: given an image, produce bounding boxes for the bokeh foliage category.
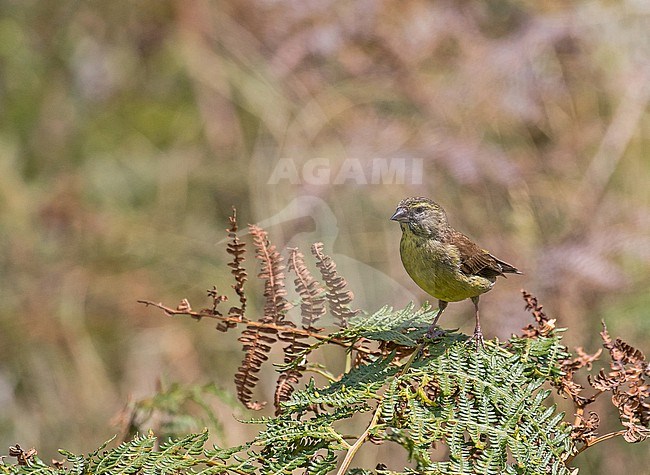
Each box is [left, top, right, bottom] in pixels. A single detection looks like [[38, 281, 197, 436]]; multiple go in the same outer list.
[[0, 1, 648, 474]]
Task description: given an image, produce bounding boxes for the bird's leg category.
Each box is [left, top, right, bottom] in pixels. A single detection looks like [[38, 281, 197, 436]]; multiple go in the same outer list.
[[468, 296, 485, 349], [401, 300, 447, 373], [405, 301, 448, 373], [426, 300, 448, 338]]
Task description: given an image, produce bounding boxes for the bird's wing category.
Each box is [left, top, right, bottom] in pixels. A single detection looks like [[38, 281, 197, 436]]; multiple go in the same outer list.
[[490, 255, 521, 275], [449, 230, 520, 278]]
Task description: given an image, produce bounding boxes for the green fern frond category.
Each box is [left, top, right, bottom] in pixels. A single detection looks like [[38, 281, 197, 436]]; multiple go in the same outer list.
[[8, 299, 640, 475], [284, 354, 398, 411], [91, 432, 155, 474], [259, 322, 573, 474], [0, 459, 62, 475], [344, 304, 436, 345]]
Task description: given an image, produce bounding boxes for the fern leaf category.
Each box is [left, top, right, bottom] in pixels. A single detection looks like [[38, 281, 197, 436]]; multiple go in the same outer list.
[[287, 247, 326, 331], [142, 431, 209, 473], [58, 449, 85, 475], [235, 325, 276, 410], [235, 225, 290, 410], [221, 207, 247, 330], [250, 225, 290, 323], [284, 355, 397, 412], [90, 432, 155, 474], [311, 242, 358, 327]]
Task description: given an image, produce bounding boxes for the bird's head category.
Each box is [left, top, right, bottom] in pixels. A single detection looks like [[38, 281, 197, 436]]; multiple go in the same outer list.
[[390, 197, 449, 237]]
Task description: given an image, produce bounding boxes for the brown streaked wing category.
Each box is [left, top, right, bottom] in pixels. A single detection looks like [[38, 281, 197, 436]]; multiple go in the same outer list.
[[448, 230, 507, 278], [490, 255, 521, 275]]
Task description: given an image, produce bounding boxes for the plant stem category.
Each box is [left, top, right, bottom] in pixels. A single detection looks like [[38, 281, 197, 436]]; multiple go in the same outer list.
[[565, 430, 627, 465], [571, 389, 604, 426], [138, 300, 374, 354], [588, 430, 628, 446], [399, 342, 423, 374], [304, 365, 337, 382], [572, 407, 584, 427], [335, 404, 382, 475], [345, 352, 352, 373]]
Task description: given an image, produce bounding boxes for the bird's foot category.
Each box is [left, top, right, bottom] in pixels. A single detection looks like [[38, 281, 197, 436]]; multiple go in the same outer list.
[[425, 325, 446, 339], [466, 328, 485, 350]]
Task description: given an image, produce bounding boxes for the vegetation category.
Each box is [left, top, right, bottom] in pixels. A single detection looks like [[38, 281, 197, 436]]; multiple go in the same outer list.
[[3, 214, 646, 474], [1, 2, 649, 474]]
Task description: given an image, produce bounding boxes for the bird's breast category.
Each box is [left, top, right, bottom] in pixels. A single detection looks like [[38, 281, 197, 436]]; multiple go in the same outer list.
[[399, 232, 493, 302]]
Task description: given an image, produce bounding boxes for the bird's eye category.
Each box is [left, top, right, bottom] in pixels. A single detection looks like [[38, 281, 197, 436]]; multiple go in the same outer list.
[[414, 206, 425, 214]]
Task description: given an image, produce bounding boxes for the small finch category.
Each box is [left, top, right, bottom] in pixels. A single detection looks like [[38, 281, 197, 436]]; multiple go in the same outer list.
[[391, 197, 521, 347]]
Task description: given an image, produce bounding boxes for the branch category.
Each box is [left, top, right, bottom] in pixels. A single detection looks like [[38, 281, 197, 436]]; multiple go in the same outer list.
[[137, 300, 373, 355], [335, 403, 383, 475], [565, 430, 627, 465]]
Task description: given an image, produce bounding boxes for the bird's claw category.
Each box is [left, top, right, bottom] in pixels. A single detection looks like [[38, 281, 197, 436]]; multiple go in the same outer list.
[[466, 329, 485, 350], [425, 325, 446, 339]]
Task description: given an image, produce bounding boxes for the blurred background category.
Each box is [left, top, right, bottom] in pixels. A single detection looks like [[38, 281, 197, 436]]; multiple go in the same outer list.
[[1, 0, 649, 473]]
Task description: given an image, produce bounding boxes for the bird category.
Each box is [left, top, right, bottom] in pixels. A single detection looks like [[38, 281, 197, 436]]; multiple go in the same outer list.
[[390, 196, 521, 347]]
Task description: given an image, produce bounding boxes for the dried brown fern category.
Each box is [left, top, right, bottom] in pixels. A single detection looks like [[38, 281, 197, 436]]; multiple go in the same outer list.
[[556, 346, 603, 409], [520, 289, 556, 338], [311, 242, 359, 327], [226, 207, 247, 320], [250, 225, 291, 323], [273, 318, 306, 415], [563, 326, 649, 462], [593, 323, 649, 443], [140, 217, 375, 411], [274, 370, 301, 414], [235, 325, 276, 410], [210, 207, 247, 332], [206, 287, 227, 318], [287, 247, 325, 332], [272, 248, 326, 413], [571, 412, 600, 444], [520, 291, 649, 461], [233, 225, 291, 410], [8, 445, 38, 466]]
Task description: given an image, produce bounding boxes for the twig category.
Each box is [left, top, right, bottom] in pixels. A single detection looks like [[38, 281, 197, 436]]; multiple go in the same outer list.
[[137, 300, 373, 355], [572, 407, 584, 428], [303, 365, 338, 382], [564, 430, 627, 465], [399, 342, 423, 375], [335, 403, 382, 475], [583, 430, 627, 448]]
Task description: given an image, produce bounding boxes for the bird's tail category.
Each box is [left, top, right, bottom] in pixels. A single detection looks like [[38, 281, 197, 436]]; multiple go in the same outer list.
[[492, 255, 522, 275]]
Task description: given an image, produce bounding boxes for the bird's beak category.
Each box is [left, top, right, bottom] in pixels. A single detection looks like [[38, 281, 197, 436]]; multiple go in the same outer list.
[[390, 207, 409, 223]]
